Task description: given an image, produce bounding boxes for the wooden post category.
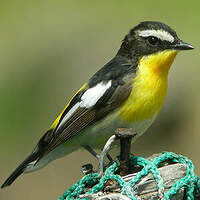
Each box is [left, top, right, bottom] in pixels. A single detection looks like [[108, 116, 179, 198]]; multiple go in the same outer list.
[[115, 128, 137, 176]]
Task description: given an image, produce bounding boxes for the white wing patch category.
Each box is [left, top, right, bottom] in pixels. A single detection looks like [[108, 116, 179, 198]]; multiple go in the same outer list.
[[139, 29, 174, 43], [80, 81, 112, 108], [56, 81, 112, 130]]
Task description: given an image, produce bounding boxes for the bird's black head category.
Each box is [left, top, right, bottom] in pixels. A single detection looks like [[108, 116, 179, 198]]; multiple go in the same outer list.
[[118, 21, 194, 59]]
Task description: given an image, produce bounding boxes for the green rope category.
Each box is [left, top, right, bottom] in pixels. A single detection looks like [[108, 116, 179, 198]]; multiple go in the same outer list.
[[59, 152, 200, 200]]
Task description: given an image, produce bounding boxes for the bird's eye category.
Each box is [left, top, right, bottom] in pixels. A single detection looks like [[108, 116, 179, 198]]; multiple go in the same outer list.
[[147, 36, 159, 45]]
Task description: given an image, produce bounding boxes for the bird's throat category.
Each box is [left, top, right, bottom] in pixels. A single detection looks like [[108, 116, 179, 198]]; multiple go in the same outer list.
[[118, 50, 177, 123], [139, 50, 178, 76]]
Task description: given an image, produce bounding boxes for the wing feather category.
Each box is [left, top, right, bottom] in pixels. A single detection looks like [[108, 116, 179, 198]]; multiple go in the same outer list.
[[36, 76, 133, 159], [47, 108, 96, 153]]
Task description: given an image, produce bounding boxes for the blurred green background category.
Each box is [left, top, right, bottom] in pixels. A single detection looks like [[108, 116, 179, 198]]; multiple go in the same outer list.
[[0, 0, 199, 199]]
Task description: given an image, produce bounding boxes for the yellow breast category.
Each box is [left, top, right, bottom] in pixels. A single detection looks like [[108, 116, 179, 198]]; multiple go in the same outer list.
[[119, 50, 178, 123]]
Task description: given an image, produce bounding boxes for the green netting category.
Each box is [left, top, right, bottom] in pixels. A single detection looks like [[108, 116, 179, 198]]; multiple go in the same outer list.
[[59, 152, 200, 200]]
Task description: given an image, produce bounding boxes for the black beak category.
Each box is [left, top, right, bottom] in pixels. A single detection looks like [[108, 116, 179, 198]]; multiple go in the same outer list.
[[173, 41, 194, 50]]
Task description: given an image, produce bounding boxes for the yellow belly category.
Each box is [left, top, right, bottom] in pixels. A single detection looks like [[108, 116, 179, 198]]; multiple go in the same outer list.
[[118, 50, 177, 123]]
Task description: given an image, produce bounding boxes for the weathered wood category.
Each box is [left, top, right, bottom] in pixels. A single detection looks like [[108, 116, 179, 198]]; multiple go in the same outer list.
[[80, 193, 131, 200], [110, 163, 187, 199], [79, 162, 187, 200]]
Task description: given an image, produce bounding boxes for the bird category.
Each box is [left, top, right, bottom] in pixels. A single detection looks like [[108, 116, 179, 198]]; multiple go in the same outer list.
[[1, 21, 194, 189]]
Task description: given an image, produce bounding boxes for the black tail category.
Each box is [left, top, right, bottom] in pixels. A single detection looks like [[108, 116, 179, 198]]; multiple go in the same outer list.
[[1, 152, 39, 189]]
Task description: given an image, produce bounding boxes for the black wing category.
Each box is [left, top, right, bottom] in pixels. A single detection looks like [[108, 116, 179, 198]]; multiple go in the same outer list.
[[38, 78, 133, 157], [37, 55, 136, 157]]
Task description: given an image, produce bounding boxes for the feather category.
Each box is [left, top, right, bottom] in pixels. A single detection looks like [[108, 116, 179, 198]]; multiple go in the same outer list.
[[1, 152, 39, 188]]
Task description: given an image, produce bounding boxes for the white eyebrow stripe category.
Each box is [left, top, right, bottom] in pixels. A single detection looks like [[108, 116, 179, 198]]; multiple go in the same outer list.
[[138, 29, 174, 43]]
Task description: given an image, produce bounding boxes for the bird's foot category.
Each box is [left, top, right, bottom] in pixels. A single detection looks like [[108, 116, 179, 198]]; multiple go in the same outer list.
[[98, 135, 117, 177], [82, 144, 113, 167]]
